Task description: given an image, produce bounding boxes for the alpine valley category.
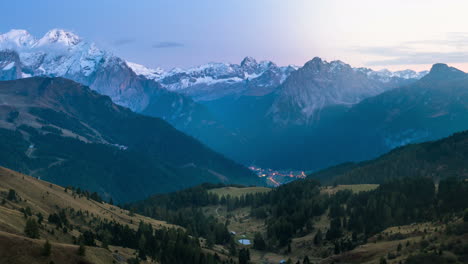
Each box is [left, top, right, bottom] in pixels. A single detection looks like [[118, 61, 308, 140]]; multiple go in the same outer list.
[[0, 29, 438, 172], [0, 25, 468, 264]]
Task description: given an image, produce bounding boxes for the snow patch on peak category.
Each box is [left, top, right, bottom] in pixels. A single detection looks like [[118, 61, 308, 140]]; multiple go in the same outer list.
[[126, 61, 165, 80], [0, 29, 36, 48], [355, 67, 428, 81], [0, 28, 110, 79], [36, 29, 81, 47], [159, 57, 294, 92], [2, 62, 15, 70]]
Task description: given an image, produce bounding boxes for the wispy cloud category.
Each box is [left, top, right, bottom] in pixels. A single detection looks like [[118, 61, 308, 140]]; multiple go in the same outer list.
[[113, 38, 135, 46], [152, 41, 184, 49], [353, 33, 468, 66], [365, 51, 468, 66]]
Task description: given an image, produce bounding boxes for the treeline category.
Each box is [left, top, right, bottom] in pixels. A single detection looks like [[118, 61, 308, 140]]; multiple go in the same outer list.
[[129, 177, 468, 258], [130, 183, 262, 211], [128, 180, 327, 248], [64, 185, 105, 203], [127, 183, 267, 248], [88, 220, 228, 264], [257, 177, 468, 254]]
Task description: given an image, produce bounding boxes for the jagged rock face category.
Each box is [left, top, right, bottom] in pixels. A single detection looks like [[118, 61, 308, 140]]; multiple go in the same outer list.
[[0, 50, 22, 80], [268, 58, 422, 125]]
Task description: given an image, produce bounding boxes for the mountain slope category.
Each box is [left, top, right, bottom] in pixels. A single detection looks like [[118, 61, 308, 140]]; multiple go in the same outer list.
[[0, 166, 233, 264], [0, 29, 242, 159], [247, 63, 468, 171], [0, 29, 169, 112], [0, 29, 435, 172], [197, 58, 424, 169], [0, 77, 259, 202], [0, 166, 171, 264], [268, 58, 420, 125], [319, 63, 468, 163], [310, 128, 468, 184]]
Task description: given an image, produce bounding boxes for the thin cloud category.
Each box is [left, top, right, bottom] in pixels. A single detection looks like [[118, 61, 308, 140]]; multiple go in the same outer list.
[[353, 32, 468, 66], [113, 38, 135, 46], [152, 41, 184, 49], [366, 51, 468, 66]]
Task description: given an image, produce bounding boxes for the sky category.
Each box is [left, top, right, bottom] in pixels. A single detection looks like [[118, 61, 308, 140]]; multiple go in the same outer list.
[[3, 0, 468, 71]]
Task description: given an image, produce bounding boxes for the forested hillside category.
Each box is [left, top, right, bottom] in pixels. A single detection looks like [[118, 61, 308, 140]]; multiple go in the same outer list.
[[0, 166, 234, 264], [309, 130, 468, 185], [128, 178, 468, 263]]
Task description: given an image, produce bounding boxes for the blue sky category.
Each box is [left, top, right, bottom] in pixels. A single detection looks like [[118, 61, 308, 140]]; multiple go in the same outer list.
[[3, 0, 468, 71]]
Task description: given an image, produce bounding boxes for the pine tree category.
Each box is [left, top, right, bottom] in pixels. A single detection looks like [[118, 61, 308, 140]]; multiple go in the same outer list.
[[7, 189, 16, 201], [229, 239, 237, 256], [78, 243, 86, 256], [313, 229, 322, 245], [238, 248, 250, 264], [42, 240, 52, 256], [24, 218, 40, 238], [253, 232, 266, 250], [138, 234, 147, 260], [379, 256, 387, 264]]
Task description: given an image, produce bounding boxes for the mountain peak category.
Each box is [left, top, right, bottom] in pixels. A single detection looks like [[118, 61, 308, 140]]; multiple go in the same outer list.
[[302, 57, 324, 68], [430, 63, 455, 72], [422, 63, 466, 81], [311, 57, 323, 63], [240, 56, 258, 67], [3, 29, 30, 38], [37, 29, 81, 46], [0, 29, 35, 48]]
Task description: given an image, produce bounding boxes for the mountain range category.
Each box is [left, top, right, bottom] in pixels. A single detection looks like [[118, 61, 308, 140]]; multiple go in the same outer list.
[[7, 29, 468, 173], [0, 77, 260, 202]]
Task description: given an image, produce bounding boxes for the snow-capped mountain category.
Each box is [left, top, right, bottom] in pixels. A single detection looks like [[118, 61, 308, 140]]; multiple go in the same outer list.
[[0, 29, 216, 132], [0, 29, 247, 164], [356, 67, 428, 83], [128, 56, 298, 101], [126, 61, 165, 80], [0, 29, 143, 109], [0, 28, 432, 173], [0, 29, 36, 49], [159, 57, 296, 91]]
